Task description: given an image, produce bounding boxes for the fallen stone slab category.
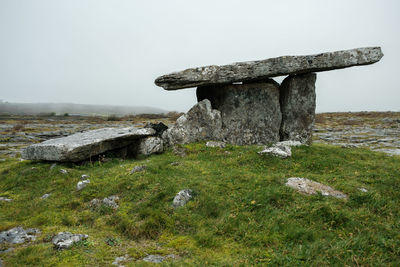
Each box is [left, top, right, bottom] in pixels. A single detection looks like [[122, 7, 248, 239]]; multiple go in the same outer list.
[[21, 127, 155, 162], [0, 227, 40, 244], [285, 177, 348, 199], [52, 232, 88, 249], [155, 47, 383, 90]]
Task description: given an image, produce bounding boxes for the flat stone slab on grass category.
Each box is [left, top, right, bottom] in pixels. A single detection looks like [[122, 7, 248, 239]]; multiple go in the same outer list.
[[155, 47, 383, 90], [286, 177, 348, 199], [21, 127, 155, 162], [0, 227, 40, 245]]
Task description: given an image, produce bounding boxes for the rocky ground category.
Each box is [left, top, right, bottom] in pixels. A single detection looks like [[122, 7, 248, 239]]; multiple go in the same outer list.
[[0, 112, 399, 158], [313, 112, 400, 156]]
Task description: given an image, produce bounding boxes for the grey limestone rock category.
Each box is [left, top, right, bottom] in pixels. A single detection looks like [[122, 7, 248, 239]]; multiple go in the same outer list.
[[52, 232, 88, 249], [130, 165, 146, 174], [162, 99, 223, 145], [143, 255, 165, 263], [112, 254, 130, 266], [77, 179, 90, 191], [197, 81, 281, 145], [0, 227, 40, 244], [258, 144, 292, 158], [21, 127, 155, 162], [137, 137, 164, 155], [286, 177, 348, 199], [173, 189, 194, 208], [155, 47, 383, 90], [280, 73, 317, 144], [0, 197, 12, 202], [40, 193, 51, 199], [206, 141, 226, 148], [90, 195, 119, 210]]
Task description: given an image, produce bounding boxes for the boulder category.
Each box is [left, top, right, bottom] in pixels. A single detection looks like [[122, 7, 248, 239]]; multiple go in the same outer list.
[[155, 47, 383, 90], [21, 127, 155, 162], [162, 99, 223, 145], [197, 81, 281, 145], [285, 177, 348, 199], [0, 227, 40, 244], [136, 137, 164, 155], [173, 189, 194, 208], [280, 73, 317, 144], [52, 232, 88, 249]]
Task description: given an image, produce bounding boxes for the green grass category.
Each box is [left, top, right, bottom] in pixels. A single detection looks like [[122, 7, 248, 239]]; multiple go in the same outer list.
[[1, 143, 400, 266]]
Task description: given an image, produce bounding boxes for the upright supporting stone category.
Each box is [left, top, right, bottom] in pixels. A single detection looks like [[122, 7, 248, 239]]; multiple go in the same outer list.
[[197, 80, 281, 145], [279, 73, 317, 144]]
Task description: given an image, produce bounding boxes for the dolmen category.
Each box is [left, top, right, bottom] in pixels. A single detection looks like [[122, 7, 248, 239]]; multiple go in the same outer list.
[[157, 47, 383, 145]]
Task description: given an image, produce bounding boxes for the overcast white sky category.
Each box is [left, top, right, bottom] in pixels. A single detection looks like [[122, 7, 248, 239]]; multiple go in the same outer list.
[[0, 0, 399, 112]]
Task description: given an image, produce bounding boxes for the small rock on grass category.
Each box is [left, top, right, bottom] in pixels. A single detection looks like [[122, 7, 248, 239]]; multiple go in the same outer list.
[[142, 254, 178, 263], [286, 177, 348, 199], [130, 165, 146, 174], [81, 174, 89, 180], [170, 162, 181, 166], [112, 254, 130, 266], [172, 146, 187, 157], [0, 227, 40, 244], [90, 196, 119, 210], [50, 163, 57, 170], [41, 193, 51, 199], [60, 169, 68, 174], [0, 197, 12, 202], [358, 187, 368, 192], [173, 189, 194, 208], [258, 145, 291, 158], [206, 141, 226, 148], [77, 179, 90, 191], [52, 232, 88, 249]]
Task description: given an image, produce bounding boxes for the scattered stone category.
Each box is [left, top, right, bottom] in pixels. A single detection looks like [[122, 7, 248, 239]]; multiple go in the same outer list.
[[77, 179, 90, 191], [136, 137, 164, 156], [285, 177, 348, 199], [0, 197, 12, 202], [280, 73, 316, 144], [130, 165, 146, 174], [170, 162, 181, 166], [81, 174, 89, 180], [197, 81, 281, 145], [173, 189, 194, 208], [40, 193, 51, 199], [22, 127, 156, 162], [142, 255, 165, 263], [275, 140, 303, 147], [0, 227, 40, 244], [162, 99, 223, 145], [258, 145, 292, 158], [112, 254, 130, 266], [90, 195, 119, 210], [155, 47, 383, 90], [52, 232, 88, 249], [50, 163, 57, 170], [359, 187, 368, 193], [60, 169, 68, 174], [206, 141, 226, 148]]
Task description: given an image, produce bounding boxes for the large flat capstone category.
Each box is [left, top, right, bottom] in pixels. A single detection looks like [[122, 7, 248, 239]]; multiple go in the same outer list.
[[155, 47, 383, 90], [21, 127, 155, 162]]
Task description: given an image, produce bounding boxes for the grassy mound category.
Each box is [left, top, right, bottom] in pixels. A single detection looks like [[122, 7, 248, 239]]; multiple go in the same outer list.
[[1, 143, 399, 266]]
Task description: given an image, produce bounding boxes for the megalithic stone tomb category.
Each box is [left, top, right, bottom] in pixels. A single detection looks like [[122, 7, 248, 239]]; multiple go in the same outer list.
[[156, 47, 383, 145]]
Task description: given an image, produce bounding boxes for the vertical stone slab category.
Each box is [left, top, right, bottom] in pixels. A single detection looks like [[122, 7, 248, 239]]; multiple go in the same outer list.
[[279, 73, 317, 144], [197, 80, 281, 145]]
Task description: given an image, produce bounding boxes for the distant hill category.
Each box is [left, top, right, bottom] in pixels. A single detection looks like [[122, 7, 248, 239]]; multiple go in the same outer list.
[[0, 102, 167, 116]]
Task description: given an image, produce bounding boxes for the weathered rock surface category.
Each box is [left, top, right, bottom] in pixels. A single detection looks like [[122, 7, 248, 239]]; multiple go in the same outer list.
[[0, 227, 40, 244], [142, 254, 177, 263], [173, 189, 194, 208], [130, 165, 146, 174], [21, 127, 155, 162], [206, 141, 226, 148], [112, 254, 130, 266], [197, 81, 281, 145], [90, 196, 119, 210], [77, 179, 90, 191], [285, 177, 348, 199], [162, 100, 223, 145], [155, 47, 383, 90], [136, 137, 164, 155], [52, 232, 88, 249], [280, 73, 317, 144], [258, 144, 292, 158]]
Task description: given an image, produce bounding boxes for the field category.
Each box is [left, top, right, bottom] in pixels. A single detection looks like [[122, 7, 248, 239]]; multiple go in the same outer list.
[[0, 112, 400, 266]]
